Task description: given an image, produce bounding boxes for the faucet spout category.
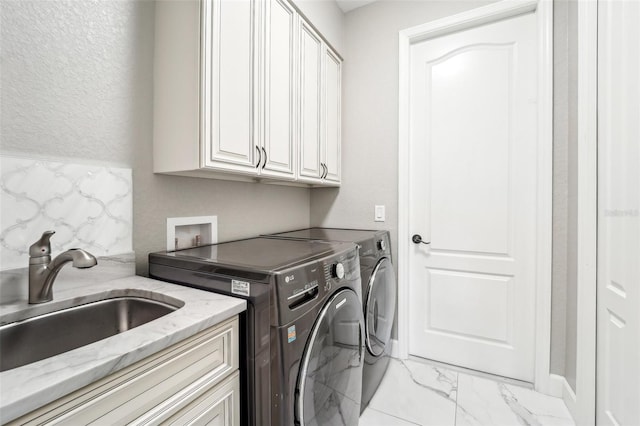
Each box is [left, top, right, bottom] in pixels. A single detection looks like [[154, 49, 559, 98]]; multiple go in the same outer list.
[[51, 248, 98, 270], [28, 231, 98, 304]]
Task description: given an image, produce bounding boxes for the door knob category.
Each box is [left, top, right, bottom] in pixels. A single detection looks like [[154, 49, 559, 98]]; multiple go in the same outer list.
[[412, 234, 430, 245]]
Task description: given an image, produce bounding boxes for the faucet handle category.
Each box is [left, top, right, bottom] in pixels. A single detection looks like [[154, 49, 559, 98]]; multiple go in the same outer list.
[[29, 230, 55, 257]]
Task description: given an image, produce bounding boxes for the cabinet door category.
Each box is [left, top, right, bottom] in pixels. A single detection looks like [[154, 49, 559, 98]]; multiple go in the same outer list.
[[203, 0, 260, 174], [262, 0, 296, 179], [298, 19, 323, 182], [322, 46, 341, 184]]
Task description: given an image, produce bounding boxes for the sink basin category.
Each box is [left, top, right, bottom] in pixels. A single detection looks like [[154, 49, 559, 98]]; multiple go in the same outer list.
[[0, 297, 180, 372]]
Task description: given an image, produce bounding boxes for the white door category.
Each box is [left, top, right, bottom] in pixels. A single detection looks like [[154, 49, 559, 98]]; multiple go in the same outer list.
[[408, 12, 538, 381], [596, 0, 640, 424], [262, 0, 296, 179]]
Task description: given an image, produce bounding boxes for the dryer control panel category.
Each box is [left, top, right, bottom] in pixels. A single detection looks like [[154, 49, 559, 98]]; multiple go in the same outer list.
[[356, 231, 391, 270]]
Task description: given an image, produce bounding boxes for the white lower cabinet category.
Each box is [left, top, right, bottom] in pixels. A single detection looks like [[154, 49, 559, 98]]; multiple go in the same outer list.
[[9, 317, 240, 426], [153, 0, 341, 187]]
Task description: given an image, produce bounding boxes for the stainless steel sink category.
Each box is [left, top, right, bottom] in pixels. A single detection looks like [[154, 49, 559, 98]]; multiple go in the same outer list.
[[0, 297, 180, 372]]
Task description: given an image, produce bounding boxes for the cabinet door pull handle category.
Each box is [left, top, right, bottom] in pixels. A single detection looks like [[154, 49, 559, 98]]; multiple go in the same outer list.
[[323, 163, 328, 179], [255, 146, 261, 168], [320, 163, 325, 179], [261, 147, 267, 169]]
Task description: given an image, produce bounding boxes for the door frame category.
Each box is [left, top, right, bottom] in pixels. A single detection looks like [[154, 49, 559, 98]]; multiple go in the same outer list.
[[560, 0, 598, 423], [397, 0, 555, 393]]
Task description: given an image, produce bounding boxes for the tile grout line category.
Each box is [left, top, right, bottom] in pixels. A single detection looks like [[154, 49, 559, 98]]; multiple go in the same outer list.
[[406, 355, 533, 390], [454, 369, 460, 425], [365, 406, 422, 426]]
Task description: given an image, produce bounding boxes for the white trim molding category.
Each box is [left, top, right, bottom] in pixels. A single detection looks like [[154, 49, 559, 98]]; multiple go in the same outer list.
[[549, 373, 570, 398], [562, 374, 578, 416], [533, 0, 556, 397], [397, 0, 555, 393], [389, 338, 400, 359], [569, 0, 598, 423]]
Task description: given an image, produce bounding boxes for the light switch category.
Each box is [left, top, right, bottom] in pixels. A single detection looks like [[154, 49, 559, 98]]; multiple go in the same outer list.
[[374, 205, 385, 222]]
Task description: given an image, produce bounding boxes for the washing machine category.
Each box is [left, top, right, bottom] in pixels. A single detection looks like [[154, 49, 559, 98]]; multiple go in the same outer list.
[[265, 228, 396, 413], [149, 237, 365, 426]]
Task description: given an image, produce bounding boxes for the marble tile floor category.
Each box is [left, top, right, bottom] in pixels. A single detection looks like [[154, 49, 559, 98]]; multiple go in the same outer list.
[[360, 358, 575, 426]]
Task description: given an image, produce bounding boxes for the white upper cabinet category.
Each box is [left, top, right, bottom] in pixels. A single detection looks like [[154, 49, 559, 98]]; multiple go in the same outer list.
[[262, 0, 297, 179], [297, 20, 342, 186], [203, 0, 260, 174], [298, 20, 323, 183], [153, 0, 341, 186], [323, 46, 341, 184]]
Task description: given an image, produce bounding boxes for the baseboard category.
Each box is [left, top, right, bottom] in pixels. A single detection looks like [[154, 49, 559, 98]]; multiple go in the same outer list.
[[538, 375, 577, 424], [543, 373, 566, 398], [389, 338, 401, 359], [561, 376, 578, 420]]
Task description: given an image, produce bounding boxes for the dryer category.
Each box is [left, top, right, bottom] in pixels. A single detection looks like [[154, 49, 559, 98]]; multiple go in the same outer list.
[[265, 228, 397, 413], [149, 237, 364, 426]]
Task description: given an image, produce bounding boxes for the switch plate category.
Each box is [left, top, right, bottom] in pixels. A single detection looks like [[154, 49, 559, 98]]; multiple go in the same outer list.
[[374, 205, 385, 222]]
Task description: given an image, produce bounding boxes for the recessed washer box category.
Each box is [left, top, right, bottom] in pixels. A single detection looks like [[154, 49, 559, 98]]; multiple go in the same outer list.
[[166, 216, 217, 251]]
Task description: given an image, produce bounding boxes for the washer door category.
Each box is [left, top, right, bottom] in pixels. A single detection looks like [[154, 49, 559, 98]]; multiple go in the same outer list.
[[365, 257, 396, 357], [295, 289, 364, 426]]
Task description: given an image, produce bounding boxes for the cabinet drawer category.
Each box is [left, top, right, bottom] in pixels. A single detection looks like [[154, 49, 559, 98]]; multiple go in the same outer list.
[[11, 317, 239, 426], [157, 371, 240, 426]]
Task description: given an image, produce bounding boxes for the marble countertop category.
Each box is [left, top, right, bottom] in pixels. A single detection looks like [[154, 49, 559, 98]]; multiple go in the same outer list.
[[0, 255, 246, 423]]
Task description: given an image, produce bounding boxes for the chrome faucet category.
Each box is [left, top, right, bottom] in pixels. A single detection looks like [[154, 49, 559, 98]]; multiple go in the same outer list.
[[28, 231, 97, 304]]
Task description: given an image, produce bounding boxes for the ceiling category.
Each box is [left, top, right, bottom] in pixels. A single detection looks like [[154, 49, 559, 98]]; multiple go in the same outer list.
[[335, 0, 378, 13]]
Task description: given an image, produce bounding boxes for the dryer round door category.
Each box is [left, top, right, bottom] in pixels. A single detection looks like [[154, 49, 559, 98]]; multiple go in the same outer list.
[[295, 288, 364, 426], [365, 257, 397, 357]]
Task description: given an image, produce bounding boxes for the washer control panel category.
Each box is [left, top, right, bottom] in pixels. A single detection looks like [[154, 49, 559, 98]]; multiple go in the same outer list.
[[276, 245, 360, 323]]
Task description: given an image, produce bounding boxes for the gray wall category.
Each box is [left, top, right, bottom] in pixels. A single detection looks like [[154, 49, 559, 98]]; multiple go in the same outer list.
[[550, 0, 578, 389], [0, 0, 316, 276], [551, 0, 569, 379], [294, 0, 345, 53], [1, 0, 138, 165], [564, 0, 579, 391]]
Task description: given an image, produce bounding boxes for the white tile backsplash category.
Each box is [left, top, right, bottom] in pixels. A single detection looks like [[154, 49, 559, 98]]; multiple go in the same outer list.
[[0, 155, 132, 270]]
